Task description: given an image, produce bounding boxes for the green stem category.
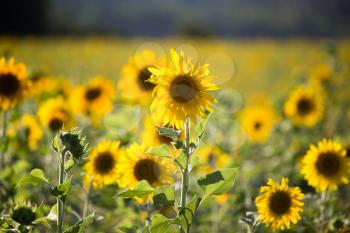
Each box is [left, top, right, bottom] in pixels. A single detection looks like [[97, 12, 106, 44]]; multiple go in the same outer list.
[[145, 201, 152, 232], [82, 179, 92, 218], [1, 111, 8, 169], [320, 189, 328, 233], [57, 147, 67, 233], [180, 117, 190, 233]]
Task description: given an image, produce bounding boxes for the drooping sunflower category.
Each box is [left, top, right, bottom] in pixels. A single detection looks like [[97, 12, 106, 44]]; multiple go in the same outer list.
[[0, 57, 30, 110], [70, 76, 115, 123], [117, 143, 174, 189], [19, 114, 43, 151], [38, 96, 74, 132], [84, 140, 121, 189], [255, 178, 304, 231], [300, 139, 350, 191], [118, 50, 165, 104], [198, 145, 230, 174], [239, 104, 277, 143], [149, 49, 219, 129], [284, 85, 324, 127]]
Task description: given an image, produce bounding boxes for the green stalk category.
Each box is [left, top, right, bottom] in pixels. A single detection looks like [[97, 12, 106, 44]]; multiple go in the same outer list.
[[180, 117, 190, 233], [57, 147, 67, 233], [1, 111, 8, 169]]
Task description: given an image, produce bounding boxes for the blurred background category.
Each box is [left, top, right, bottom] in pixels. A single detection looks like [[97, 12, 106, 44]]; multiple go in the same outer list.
[[1, 0, 350, 38]]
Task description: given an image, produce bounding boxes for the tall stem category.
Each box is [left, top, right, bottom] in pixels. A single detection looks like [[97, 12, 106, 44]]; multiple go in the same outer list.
[[82, 179, 92, 218], [1, 111, 8, 169], [320, 190, 328, 233], [180, 117, 190, 232], [57, 147, 67, 233]]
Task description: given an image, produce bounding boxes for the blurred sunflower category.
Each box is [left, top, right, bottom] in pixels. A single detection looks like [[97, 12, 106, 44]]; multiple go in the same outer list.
[[118, 143, 174, 188], [118, 50, 165, 104], [84, 140, 121, 189], [284, 85, 324, 127], [0, 57, 30, 110], [255, 178, 304, 231], [239, 105, 277, 143], [70, 76, 115, 124], [19, 114, 43, 151], [31, 76, 72, 99], [310, 63, 333, 84], [38, 96, 74, 132], [149, 49, 219, 129], [198, 145, 230, 173], [300, 139, 350, 191]]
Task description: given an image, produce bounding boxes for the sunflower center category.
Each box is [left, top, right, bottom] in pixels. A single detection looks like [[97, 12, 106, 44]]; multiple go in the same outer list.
[[94, 152, 115, 174], [297, 98, 314, 116], [0, 73, 21, 97], [24, 127, 31, 138], [254, 121, 262, 130], [134, 158, 160, 184], [85, 87, 102, 102], [269, 191, 291, 215], [207, 153, 217, 166], [138, 67, 155, 91], [49, 118, 63, 131], [316, 152, 340, 176], [169, 76, 198, 103]]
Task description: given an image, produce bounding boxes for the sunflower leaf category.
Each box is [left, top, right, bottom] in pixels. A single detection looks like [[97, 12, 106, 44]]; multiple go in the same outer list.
[[50, 177, 71, 201], [192, 114, 211, 142], [150, 214, 177, 233], [174, 151, 187, 171], [153, 185, 175, 209], [146, 145, 172, 159], [178, 195, 201, 231], [156, 126, 181, 141], [116, 180, 154, 198], [17, 169, 50, 187], [63, 213, 94, 233]]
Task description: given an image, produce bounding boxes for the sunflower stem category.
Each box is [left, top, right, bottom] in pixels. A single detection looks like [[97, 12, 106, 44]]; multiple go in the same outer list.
[[180, 117, 190, 233], [145, 200, 152, 231], [319, 189, 328, 233], [82, 179, 92, 218], [57, 147, 67, 233], [0, 110, 8, 169]]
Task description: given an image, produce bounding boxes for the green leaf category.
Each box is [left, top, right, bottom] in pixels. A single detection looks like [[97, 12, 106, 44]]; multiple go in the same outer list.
[[64, 213, 94, 233], [153, 185, 175, 209], [116, 180, 154, 198], [174, 151, 187, 170], [50, 178, 71, 201], [47, 203, 58, 221], [17, 169, 50, 187], [51, 134, 60, 153], [192, 115, 210, 140], [190, 155, 199, 170], [150, 214, 175, 233], [64, 159, 75, 172], [198, 168, 237, 202], [156, 126, 181, 141], [146, 145, 172, 158], [178, 195, 201, 231]]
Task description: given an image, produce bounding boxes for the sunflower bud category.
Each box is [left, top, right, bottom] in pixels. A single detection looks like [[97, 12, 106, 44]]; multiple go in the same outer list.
[[11, 206, 36, 226], [59, 128, 88, 160]]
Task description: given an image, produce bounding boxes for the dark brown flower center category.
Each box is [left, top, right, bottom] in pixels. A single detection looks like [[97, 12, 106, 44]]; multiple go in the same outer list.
[[134, 158, 160, 184], [85, 87, 102, 102], [0, 73, 21, 97], [169, 76, 198, 103], [316, 152, 340, 176], [207, 153, 217, 166], [94, 152, 115, 174], [346, 147, 350, 158], [269, 191, 291, 215], [297, 97, 314, 116], [138, 67, 155, 91], [254, 121, 262, 130], [49, 118, 63, 131]]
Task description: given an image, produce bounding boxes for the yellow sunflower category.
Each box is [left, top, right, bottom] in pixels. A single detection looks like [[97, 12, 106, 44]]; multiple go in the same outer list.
[[0, 57, 30, 110], [149, 49, 219, 129], [20, 114, 43, 151], [239, 105, 277, 143], [255, 178, 304, 231], [118, 50, 165, 104], [31, 76, 72, 99], [38, 96, 74, 132], [284, 85, 324, 127], [198, 145, 230, 174], [117, 143, 174, 189], [300, 139, 350, 191], [70, 76, 115, 123], [310, 63, 333, 84], [84, 140, 121, 189]]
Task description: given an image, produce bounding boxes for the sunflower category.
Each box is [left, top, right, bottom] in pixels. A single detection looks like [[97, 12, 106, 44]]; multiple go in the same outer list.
[[38, 96, 74, 132], [84, 140, 121, 189], [239, 105, 277, 143], [118, 143, 174, 189], [284, 85, 324, 127], [300, 139, 350, 191], [19, 114, 43, 151], [70, 76, 115, 123], [31, 76, 72, 99], [310, 63, 333, 84], [0, 57, 30, 110], [149, 49, 219, 129], [118, 50, 165, 104], [198, 145, 230, 174], [255, 178, 304, 231]]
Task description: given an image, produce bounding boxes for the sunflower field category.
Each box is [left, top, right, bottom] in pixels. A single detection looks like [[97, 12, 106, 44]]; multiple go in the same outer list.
[[0, 37, 350, 233]]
